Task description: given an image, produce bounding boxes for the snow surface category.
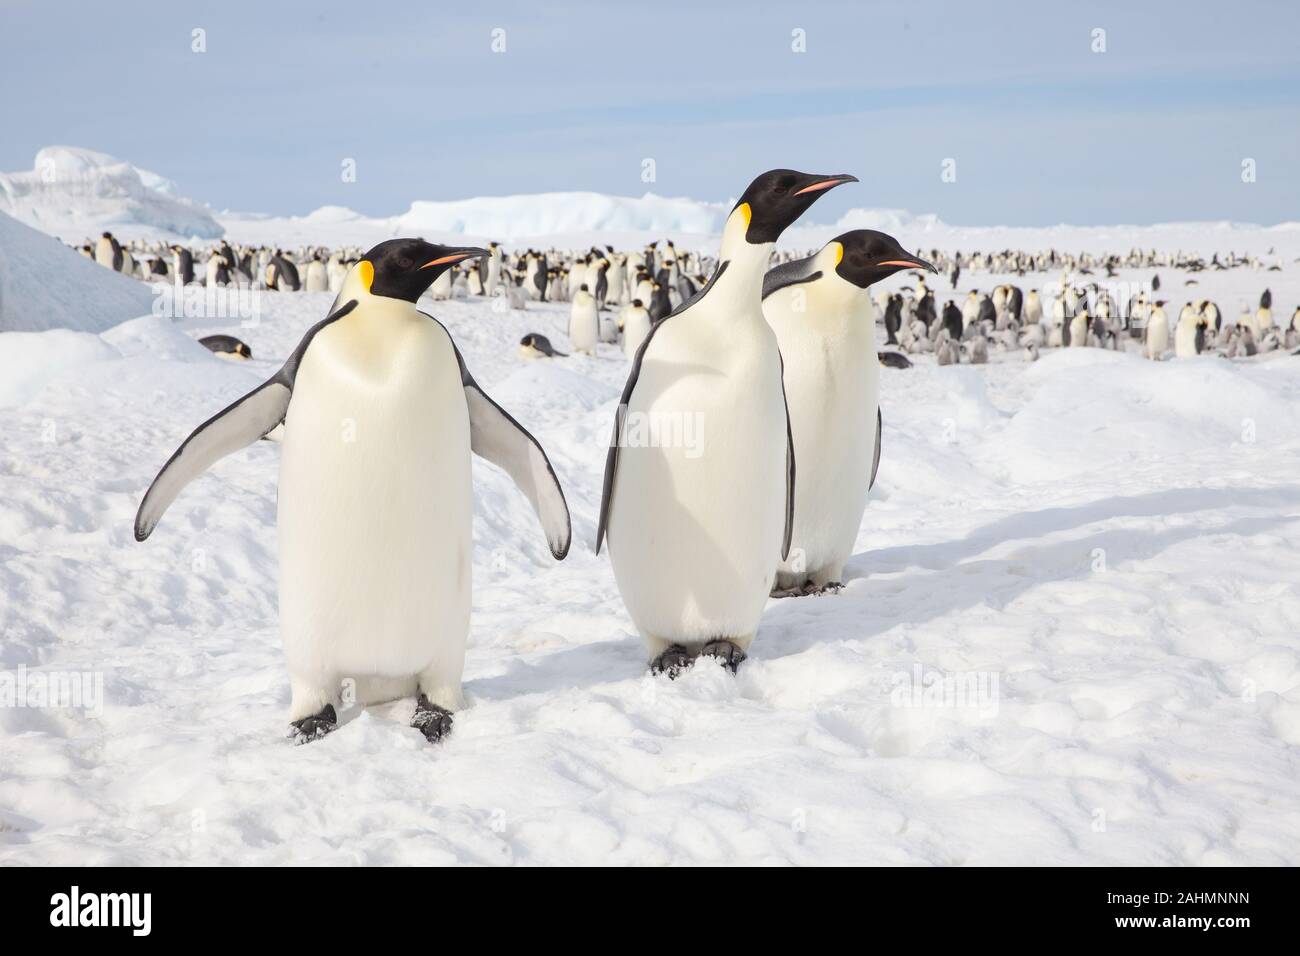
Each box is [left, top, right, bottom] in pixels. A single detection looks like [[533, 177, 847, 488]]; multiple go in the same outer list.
[[2, 256, 1299, 865], [0, 211, 156, 334], [0, 147, 223, 241]]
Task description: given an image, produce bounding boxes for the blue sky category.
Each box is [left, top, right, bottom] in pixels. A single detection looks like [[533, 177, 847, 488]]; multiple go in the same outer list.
[[2, 0, 1297, 225]]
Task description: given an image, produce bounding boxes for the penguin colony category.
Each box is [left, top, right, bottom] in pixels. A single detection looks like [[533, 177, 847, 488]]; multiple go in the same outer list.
[[118, 169, 1298, 743], [86, 230, 1299, 363]]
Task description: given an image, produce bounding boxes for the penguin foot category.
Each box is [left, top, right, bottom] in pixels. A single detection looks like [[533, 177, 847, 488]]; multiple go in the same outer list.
[[771, 580, 842, 598], [699, 639, 747, 674], [411, 694, 454, 743], [770, 584, 811, 599], [649, 644, 693, 679], [288, 704, 337, 744]]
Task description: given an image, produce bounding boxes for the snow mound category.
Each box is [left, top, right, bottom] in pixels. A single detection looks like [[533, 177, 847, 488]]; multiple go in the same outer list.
[[300, 205, 366, 223], [0, 210, 155, 334], [833, 208, 945, 233], [0, 146, 223, 241], [0, 328, 119, 408], [394, 191, 728, 239]]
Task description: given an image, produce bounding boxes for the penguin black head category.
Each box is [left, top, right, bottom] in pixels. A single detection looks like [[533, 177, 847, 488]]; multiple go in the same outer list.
[[832, 230, 937, 288], [632, 298, 644, 308], [360, 238, 487, 302], [733, 169, 858, 244]]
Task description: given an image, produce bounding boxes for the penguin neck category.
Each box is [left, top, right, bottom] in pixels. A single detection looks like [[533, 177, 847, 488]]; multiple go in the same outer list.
[[713, 209, 773, 311]]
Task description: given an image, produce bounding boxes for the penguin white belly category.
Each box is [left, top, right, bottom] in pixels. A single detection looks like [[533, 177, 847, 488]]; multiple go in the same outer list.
[[304, 262, 328, 292], [569, 299, 599, 353], [622, 310, 651, 360], [1069, 313, 1087, 346], [608, 316, 786, 652], [1146, 316, 1169, 359], [278, 308, 471, 715], [770, 314, 876, 586]]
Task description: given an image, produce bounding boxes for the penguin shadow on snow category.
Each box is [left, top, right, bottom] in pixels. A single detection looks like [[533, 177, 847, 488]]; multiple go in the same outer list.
[[465, 632, 647, 704], [761, 484, 1300, 661]]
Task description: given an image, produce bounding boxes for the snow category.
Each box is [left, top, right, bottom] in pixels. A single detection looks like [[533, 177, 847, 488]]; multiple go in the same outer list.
[[7, 145, 1300, 263], [396, 191, 728, 239], [0, 147, 223, 241], [2, 254, 1298, 864], [0, 211, 156, 334]]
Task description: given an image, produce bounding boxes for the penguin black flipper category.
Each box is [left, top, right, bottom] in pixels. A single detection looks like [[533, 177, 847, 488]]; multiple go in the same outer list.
[[596, 262, 731, 554], [761, 253, 822, 301], [596, 304, 665, 554], [432, 317, 571, 560], [869, 407, 882, 490], [778, 352, 796, 562], [134, 299, 358, 542]]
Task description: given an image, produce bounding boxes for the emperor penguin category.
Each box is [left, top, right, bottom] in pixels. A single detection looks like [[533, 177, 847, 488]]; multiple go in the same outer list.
[[171, 245, 195, 285], [606, 252, 628, 305], [482, 242, 503, 296], [1024, 289, 1042, 326], [304, 255, 328, 293], [1174, 307, 1208, 357], [268, 251, 300, 291], [634, 271, 654, 305], [620, 299, 652, 360], [597, 168, 857, 677], [206, 249, 230, 288], [524, 253, 543, 300], [1145, 301, 1169, 360], [569, 285, 600, 355], [198, 334, 252, 360], [961, 290, 980, 329], [587, 256, 610, 309], [762, 230, 935, 597], [134, 239, 572, 743], [326, 253, 348, 293], [1068, 308, 1088, 347], [519, 332, 567, 359], [428, 263, 453, 300], [95, 231, 121, 271]]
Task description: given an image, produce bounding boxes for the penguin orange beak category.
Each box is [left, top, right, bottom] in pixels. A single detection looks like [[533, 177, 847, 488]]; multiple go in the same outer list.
[[794, 174, 859, 196], [878, 257, 938, 273], [420, 248, 488, 269]]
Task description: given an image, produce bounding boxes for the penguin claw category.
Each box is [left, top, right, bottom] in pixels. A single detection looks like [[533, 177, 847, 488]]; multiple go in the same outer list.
[[699, 640, 747, 674], [769, 586, 806, 599], [771, 581, 844, 599], [411, 694, 454, 743], [288, 704, 338, 744], [649, 644, 693, 679]]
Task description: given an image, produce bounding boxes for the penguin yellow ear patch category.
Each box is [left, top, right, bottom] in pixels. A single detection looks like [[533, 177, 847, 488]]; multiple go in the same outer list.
[[831, 242, 844, 266], [358, 259, 374, 291], [736, 202, 752, 227]]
